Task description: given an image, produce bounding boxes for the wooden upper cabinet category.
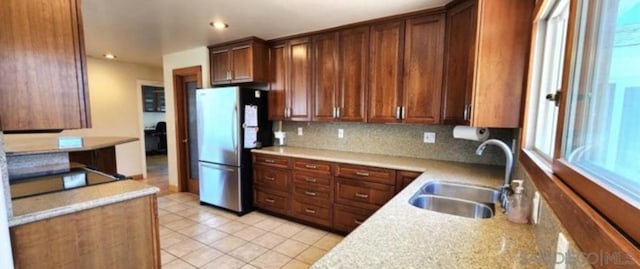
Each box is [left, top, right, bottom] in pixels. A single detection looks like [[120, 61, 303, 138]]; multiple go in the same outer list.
[[403, 14, 445, 124], [443, 0, 532, 128], [368, 21, 405, 123], [268, 42, 288, 120], [338, 26, 369, 122], [0, 0, 90, 131], [287, 37, 312, 121], [311, 33, 339, 122], [208, 37, 267, 86]]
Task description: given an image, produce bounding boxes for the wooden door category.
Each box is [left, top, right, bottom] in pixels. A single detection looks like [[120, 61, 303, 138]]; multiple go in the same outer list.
[[268, 42, 288, 120], [442, 1, 477, 125], [210, 49, 231, 85], [173, 66, 202, 195], [288, 37, 312, 121], [231, 45, 252, 82], [311, 33, 339, 122], [368, 21, 405, 123], [338, 26, 369, 122], [402, 14, 446, 124], [0, 0, 90, 131]]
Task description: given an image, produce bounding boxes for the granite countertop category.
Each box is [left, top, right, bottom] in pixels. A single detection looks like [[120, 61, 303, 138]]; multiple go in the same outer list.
[[4, 136, 138, 156], [252, 146, 542, 268], [9, 180, 158, 227]]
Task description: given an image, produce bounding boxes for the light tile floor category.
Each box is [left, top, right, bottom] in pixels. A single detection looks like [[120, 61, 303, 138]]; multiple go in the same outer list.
[[158, 193, 344, 269]]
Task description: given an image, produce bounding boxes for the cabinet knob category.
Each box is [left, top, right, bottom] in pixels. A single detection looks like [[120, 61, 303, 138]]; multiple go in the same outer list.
[[395, 106, 401, 120], [265, 198, 275, 203], [337, 107, 341, 119], [264, 176, 275, 181]]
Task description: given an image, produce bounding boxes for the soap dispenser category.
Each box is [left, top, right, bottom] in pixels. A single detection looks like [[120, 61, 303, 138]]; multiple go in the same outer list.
[[507, 180, 530, 224]]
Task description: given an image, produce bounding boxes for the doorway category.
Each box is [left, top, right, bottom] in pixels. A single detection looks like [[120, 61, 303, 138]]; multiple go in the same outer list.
[[173, 66, 202, 195]]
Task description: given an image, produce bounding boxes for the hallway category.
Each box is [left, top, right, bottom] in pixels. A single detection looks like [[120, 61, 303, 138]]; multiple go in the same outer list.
[[140, 154, 172, 196]]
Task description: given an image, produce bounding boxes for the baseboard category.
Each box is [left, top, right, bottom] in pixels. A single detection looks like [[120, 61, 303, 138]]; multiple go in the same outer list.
[[129, 174, 144, 180], [168, 185, 179, 192]]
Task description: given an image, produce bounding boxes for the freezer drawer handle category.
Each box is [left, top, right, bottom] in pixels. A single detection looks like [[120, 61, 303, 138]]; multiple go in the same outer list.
[[304, 208, 317, 214], [304, 191, 317, 196], [354, 219, 364, 225], [355, 171, 370, 176], [265, 198, 276, 203], [354, 193, 369, 199], [264, 159, 275, 163], [264, 176, 276, 181], [304, 177, 317, 183], [304, 164, 317, 169]]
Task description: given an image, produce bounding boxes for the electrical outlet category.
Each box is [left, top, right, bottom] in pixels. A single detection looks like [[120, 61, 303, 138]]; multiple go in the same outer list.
[[555, 232, 569, 269], [297, 127, 303, 136], [532, 192, 541, 224], [423, 132, 436, 143], [338, 129, 344, 138]]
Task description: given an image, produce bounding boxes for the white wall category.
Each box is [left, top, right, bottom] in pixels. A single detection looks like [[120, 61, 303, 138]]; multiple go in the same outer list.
[[162, 47, 210, 189], [143, 112, 166, 129], [5, 57, 163, 177]]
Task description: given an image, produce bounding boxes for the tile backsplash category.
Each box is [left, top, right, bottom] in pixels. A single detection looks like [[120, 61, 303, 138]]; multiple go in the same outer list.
[[276, 122, 513, 166]]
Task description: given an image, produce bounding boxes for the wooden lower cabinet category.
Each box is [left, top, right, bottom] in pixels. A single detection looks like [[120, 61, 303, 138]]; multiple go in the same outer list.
[[395, 170, 422, 193], [291, 198, 332, 227], [254, 188, 289, 215], [10, 195, 160, 269], [335, 178, 395, 210], [69, 146, 117, 175], [333, 203, 376, 233]]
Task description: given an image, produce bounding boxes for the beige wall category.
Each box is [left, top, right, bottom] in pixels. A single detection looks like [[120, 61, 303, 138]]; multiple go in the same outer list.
[[5, 57, 163, 176], [162, 47, 210, 189]]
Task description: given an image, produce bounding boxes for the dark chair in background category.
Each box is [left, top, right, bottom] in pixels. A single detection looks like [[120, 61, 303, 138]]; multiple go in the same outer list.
[[152, 121, 167, 153]]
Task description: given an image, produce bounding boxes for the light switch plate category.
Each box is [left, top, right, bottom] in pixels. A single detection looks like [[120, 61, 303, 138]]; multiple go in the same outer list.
[[555, 232, 569, 269], [338, 129, 344, 138], [532, 192, 541, 224], [423, 132, 436, 143], [297, 127, 303, 136]]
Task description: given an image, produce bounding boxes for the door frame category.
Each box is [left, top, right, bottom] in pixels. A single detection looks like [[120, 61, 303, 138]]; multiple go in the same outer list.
[[136, 80, 164, 179], [172, 66, 203, 193]]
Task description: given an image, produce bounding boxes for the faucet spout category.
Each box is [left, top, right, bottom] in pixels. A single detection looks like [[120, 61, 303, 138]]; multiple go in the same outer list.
[[475, 139, 514, 188]]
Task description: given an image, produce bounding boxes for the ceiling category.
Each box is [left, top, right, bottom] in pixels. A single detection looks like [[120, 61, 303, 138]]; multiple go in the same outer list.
[[82, 0, 452, 67]]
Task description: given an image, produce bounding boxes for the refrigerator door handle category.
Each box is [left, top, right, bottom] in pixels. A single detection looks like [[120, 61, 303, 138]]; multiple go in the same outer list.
[[232, 105, 238, 152]]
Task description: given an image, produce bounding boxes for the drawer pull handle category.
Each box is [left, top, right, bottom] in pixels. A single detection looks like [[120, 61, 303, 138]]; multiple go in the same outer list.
[[354, 220, 364, 225], [354, 193, 369, 199], [265, 198, 276, 203], [264, 159, 275, 163], [355, 171, 370, 176], [304, 177, 317, 183], [304, 191, 317, 196], [305, 164, 317, 169], [304, 208, 316, 214], [265, 176, 275, 181]]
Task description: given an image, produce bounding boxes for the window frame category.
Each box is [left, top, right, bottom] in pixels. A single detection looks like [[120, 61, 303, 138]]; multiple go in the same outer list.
[[522, 0, 640, 266]]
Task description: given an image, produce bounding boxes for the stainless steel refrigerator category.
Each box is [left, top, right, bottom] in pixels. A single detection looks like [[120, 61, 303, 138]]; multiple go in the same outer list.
[[196, 86, 272, 215]]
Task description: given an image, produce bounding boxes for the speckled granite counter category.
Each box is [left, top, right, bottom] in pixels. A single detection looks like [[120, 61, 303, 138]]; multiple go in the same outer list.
[[252, 147, 542, 268], [9, 180, 158, 227], [4, 136, 137, 156]]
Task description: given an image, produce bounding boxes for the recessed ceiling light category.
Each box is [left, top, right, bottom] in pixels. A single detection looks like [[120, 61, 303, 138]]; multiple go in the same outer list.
[[210, 21, 228, 30], [104, 53, 117, 59]]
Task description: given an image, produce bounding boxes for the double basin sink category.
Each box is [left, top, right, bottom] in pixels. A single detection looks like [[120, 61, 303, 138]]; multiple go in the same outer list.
[[409, 181, 501, 219]]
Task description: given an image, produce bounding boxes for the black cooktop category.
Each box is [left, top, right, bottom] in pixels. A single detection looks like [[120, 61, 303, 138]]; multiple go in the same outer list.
[[9, 168, 119, 199]]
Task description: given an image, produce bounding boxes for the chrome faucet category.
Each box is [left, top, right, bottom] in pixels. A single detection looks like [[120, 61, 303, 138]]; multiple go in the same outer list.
[[475, 139, 514, 212]]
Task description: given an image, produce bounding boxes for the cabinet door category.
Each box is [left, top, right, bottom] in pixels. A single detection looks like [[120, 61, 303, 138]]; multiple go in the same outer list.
[[368, 21, 405, 123], [395, 170, 422, 193], [288, 37, 312, 121], [442, 1, 477, 125], [0, 0, 90, 131], [231, 45, 252, 82], [211, 49, 231, 85], [268, 43, 288, 120], [338, 26, 369, 122], [311, 33, 339, 122], [403, 14, 446, 124]]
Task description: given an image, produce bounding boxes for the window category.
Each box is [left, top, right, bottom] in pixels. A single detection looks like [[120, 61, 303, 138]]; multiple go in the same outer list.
[[561, 0, 640, 208], [526, 0, 570, 162]]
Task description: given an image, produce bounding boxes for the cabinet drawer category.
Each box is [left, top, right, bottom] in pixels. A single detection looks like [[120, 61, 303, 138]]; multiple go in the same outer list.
[[253, 167, 290, 192], [254, 189, 289, 214], [293, 159, 332, 175], [291, 199, 332, 227], [253, 154, 290, 168], [335, 164, 396, 185], [292, 184, 331, 202], [333, 204, 376, 233], [292, 171, 331, 187], [335, 178, 395, 209]]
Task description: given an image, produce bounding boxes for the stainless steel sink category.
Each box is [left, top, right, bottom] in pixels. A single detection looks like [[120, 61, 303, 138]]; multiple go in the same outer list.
[[408, 181, 500, 219], [409, 194, 494, 219], [421, 181, 500, 205]]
